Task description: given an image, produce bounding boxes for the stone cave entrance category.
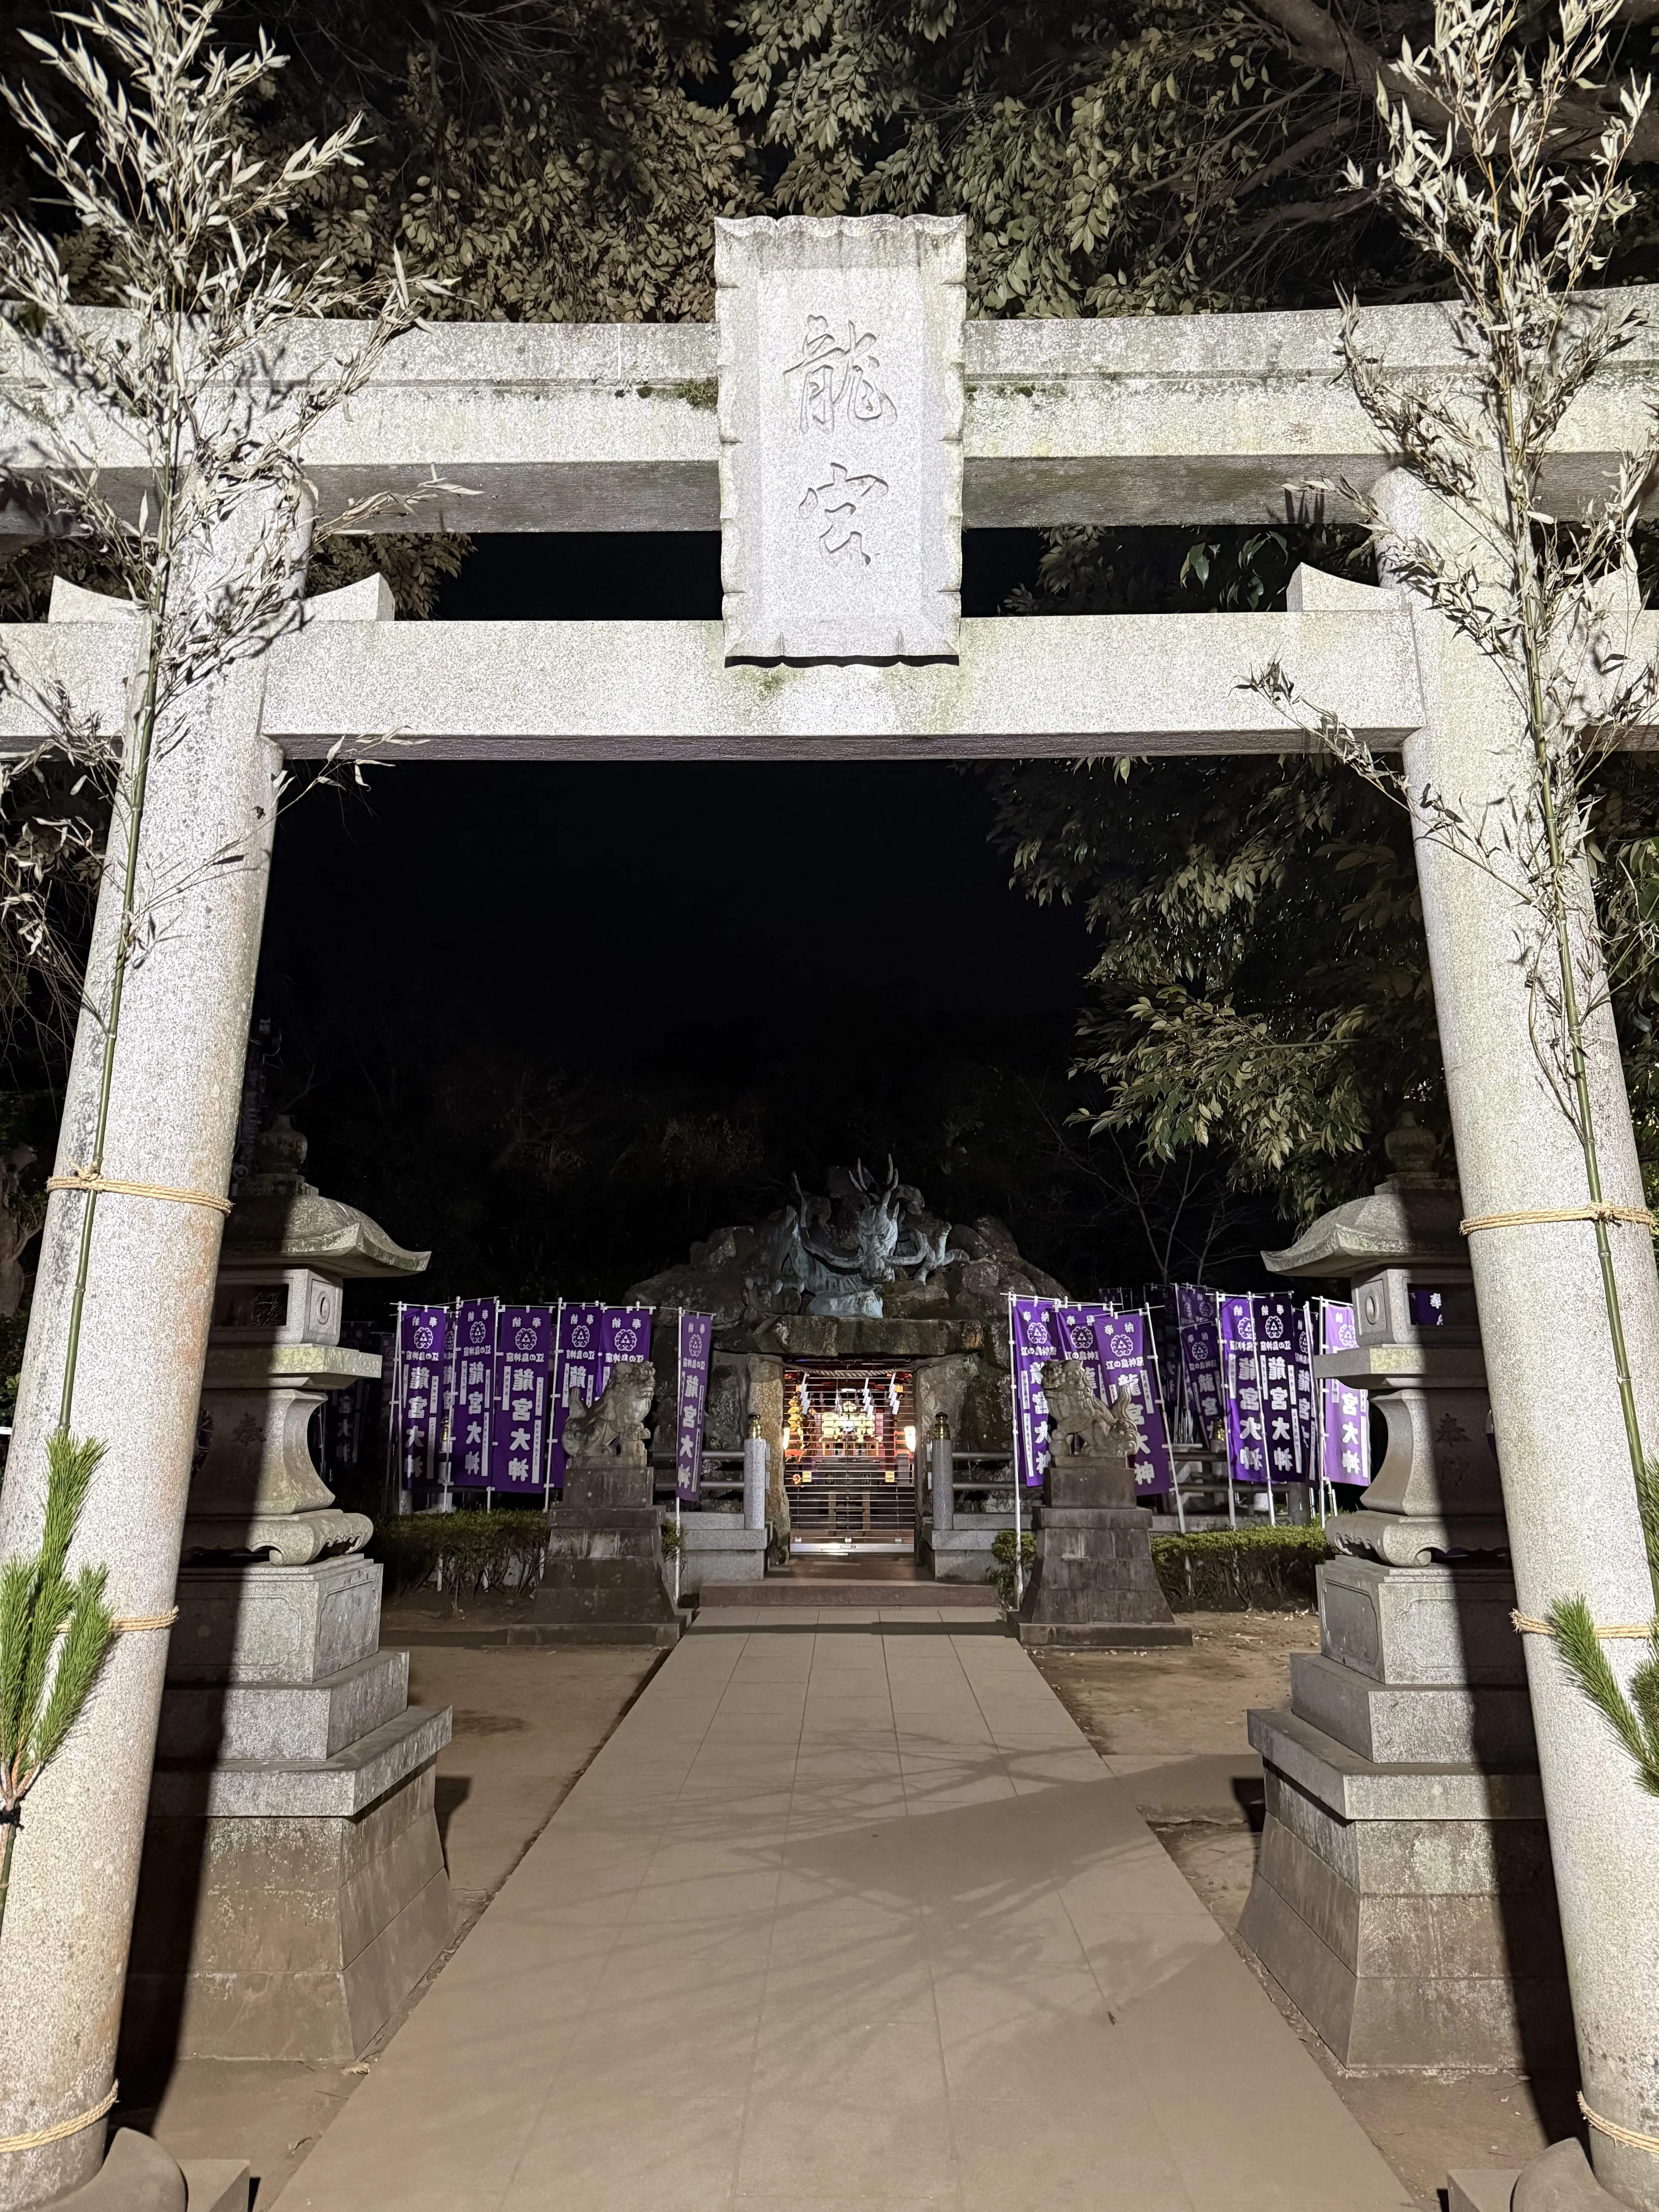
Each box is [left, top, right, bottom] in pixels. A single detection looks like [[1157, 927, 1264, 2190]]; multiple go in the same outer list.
[[783, 1363, 917, 1554]]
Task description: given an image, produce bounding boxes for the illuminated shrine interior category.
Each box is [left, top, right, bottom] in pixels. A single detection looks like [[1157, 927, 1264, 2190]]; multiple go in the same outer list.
[[783, 1364, 917, 1553]]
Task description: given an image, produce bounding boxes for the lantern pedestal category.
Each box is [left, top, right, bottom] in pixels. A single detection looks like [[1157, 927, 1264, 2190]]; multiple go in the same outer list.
[[123, 1555, 452, 2066]]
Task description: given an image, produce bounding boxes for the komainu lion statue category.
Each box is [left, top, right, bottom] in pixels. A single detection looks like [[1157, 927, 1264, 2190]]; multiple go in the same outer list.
[[1040, 1358, 1136, 1460], [562, 1359, 656, 1468]]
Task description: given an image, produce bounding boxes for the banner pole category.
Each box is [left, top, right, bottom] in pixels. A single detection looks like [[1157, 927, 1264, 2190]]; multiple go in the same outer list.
[[389, 1302, 405, 1520], [1008, 1295, 1025, 1607]]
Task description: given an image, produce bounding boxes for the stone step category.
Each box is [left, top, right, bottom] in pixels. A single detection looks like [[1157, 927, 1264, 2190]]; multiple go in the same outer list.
[[158, 1650, 410, 1764], [1290, 1650, 1536, 1766], [1249, 1705, 1545, 1822], [699, 1579, 998, 1607], [1263, 1762, 1555, 1896], [150, 1704, 452, 1819]]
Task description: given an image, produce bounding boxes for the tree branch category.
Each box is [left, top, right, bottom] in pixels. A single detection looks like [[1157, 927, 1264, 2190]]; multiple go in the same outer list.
[[1247, 0, 1659, 161]]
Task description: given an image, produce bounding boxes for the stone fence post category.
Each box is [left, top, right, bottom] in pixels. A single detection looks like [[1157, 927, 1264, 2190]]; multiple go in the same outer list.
[[929, 1418, 954, 1535], [742, 1421, 768, 1534]]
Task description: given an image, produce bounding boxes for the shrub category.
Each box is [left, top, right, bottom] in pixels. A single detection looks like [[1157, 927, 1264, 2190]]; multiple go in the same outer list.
[[1151, 1525, 1331, 1613], [370, 1511, 552, 1612], [987, 1527, 1036, 1611]]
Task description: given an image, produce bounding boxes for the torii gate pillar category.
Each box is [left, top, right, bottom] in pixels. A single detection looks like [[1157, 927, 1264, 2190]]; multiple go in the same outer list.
[[1374, 471, 1659, 2207]]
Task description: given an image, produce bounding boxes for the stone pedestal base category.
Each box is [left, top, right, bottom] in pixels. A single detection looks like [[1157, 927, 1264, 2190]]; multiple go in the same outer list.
[[123, 1556, 452, 2066], [1238, 1556, 1570, 2070], [520, 1506, 680, 1644], [1017, 1501, 1188, 1647]]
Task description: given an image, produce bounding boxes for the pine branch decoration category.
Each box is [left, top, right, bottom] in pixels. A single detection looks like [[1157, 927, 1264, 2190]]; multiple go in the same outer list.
[[0, 1430, 115, 1943]]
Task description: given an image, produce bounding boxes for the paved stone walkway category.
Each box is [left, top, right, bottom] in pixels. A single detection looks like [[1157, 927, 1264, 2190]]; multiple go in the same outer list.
[[280, 1630, 1415, 2212]]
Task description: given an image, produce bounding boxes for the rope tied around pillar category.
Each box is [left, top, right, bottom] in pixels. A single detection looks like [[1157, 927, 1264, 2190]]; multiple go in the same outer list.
[[1512, 1611, 1654, 1639], [1460, 1203, 1656, 1234], [110, 1608, 178, 1633], [45, 1164, 232, 1218], [1579, 2095, 1659, 2156], [0, 2084, 117, 2153]]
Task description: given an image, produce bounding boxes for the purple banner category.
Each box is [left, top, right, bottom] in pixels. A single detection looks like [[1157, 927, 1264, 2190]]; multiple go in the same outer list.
[[1052, 1302, 1108, 1386], [1173, 1285, 1225, 1448], [1010, 1296, 1062, 1488], [1143, 1288, 1185, 1430], [1090, 1309, 1173, 1495], [393, 1305, 448, 1490], [600, 1305, 653, 1381], [548, 1302, 604, 1493], [676, 1313, 715, 1503], [450, 1298, 498, 1489], [1218, 1293, 1263, 1485], [1294, 1303, 1319, 1477], [489, 1305, 554, 1493], [1320, 1299, 1372, 1489], [1250, 1292, 1302, 1484]]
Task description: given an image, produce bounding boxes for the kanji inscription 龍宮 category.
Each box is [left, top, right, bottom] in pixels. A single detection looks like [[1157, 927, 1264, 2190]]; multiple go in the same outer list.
[[716, 214, 965, 662]]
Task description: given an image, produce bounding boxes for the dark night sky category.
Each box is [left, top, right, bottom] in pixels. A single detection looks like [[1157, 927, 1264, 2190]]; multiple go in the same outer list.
[[257, 531, 1099, 1070]]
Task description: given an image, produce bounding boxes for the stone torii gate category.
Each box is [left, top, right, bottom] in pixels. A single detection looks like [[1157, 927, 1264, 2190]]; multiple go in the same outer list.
[[0, 215, 1657, 2209]]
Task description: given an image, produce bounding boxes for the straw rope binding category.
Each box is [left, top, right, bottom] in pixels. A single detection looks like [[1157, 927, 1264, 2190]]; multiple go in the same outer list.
[[1580, 2095, 1659, 2156], [46, 1168, 231, 1218], [1461, 1204, 1656, 1234], [0, 2085, 117, 2154], [1512, 1611, 1654, 1640], [54, 1607, 178, 1639]]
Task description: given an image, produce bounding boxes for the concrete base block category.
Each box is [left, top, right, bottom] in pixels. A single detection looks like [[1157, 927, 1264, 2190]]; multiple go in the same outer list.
[[1018, 1620, 1192, 1647], [179, 2161, 251, 2212], [916, 1518, 1010, 1584], [676, 1515, 766, 1595], [157, 1650, 409, 1763], [125, 1761, 452, 2064], [1448, 2171, 1520, 2212], [127, 1555, 453, 2066]]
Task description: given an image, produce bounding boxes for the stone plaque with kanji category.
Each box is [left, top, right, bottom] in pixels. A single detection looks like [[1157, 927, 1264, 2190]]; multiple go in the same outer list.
[[716, 214, 965, 662]]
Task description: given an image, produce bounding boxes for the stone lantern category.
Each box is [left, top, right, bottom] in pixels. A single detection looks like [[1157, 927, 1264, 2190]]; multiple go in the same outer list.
[[186, 1114, 428, 1559], [1235, 1113, 1568, 2075], [1267, 1110, 1506, 1560], [124, 1119, 453, 2068]]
